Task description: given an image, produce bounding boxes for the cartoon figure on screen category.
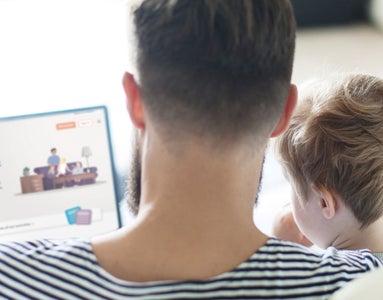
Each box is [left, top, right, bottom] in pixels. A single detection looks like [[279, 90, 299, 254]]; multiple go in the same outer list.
[[57, 157, 71, 176], [71, 161, 84, 175], [47, 148, 60, 175], [71, 161, 84, 185]]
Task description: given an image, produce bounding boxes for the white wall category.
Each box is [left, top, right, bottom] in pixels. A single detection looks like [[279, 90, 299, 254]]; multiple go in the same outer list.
[[0, 0, 132, 188]]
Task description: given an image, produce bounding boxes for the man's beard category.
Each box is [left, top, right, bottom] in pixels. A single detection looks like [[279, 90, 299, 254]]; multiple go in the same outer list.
[[125, 131, 141, 216], [255, 155, 265, 206]]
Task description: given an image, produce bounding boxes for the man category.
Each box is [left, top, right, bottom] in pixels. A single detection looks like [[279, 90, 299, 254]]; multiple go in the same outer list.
[[0, 1, 380, 299], [47, 147, 60, 175]]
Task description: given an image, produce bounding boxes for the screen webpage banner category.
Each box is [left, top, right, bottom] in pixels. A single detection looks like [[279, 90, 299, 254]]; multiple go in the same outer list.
[[0, 107, 120, 242]]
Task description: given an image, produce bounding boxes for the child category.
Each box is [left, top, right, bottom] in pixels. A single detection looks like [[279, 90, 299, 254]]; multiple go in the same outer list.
[[57, 157, 71, 176], [71, 161, 84, 175], [273, 73, 383, 258]]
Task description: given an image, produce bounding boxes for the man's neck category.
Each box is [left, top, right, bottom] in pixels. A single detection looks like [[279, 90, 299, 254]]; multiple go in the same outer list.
[[92, 135, 270, 282], [141, 138, 263, 222]]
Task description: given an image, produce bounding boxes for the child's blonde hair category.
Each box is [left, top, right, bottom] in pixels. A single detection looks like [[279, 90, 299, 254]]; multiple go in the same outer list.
[[275, 73, 383, 228]]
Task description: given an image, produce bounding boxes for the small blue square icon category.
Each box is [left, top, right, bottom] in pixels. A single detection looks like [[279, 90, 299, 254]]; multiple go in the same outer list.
[[65, 206, 81, 225]]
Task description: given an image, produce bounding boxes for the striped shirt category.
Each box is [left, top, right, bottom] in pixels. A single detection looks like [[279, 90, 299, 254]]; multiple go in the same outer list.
[[0, 238, 381, 299]]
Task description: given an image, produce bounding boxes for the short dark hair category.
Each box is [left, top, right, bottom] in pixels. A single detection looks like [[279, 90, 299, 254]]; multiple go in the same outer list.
[[133, 0, 296, 141]]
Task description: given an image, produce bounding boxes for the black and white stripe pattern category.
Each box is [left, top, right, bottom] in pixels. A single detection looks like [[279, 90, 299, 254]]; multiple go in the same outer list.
[[0, 238, 381, 299]]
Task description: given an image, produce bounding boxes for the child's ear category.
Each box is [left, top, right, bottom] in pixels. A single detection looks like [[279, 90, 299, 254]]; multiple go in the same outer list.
[[317, 186, 338, 220]]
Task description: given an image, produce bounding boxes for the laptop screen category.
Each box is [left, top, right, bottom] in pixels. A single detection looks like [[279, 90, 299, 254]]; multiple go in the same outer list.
[[0, 106, 121, 241]]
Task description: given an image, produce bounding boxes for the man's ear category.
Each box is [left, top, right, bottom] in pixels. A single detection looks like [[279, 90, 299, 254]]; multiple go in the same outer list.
[[317, 186, 338, 220], [123, 72, 145, 130], [270, 84, 298, 137]]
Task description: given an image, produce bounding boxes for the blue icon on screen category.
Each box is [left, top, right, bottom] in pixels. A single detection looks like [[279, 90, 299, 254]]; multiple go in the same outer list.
[[65, 206, 81, 224]]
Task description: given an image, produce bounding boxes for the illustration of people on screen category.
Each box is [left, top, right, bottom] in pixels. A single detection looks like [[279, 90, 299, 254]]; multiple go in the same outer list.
[[57, 157, 71, 176], [47, 148, 60, 175], [71, 161, 85, 185], [71, 161, 84, 175]]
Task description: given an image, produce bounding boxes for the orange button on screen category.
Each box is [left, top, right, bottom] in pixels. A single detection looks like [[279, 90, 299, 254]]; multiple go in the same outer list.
[[56, 122, 76, 130]]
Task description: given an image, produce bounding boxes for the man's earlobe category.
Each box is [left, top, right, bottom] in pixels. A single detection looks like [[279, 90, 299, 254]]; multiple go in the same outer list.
[[123, 72, 146, 130], [270, 84, 298, 137]]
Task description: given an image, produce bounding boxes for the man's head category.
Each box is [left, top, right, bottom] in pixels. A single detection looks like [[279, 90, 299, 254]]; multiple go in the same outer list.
[[276, 73, 383, 234], [131, 0, 296, 143], [126, 0, 297, 214], [51, 148, 57, 154]]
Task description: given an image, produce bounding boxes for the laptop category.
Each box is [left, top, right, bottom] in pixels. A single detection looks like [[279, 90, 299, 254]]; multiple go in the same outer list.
[[0, 106, 121, 242]]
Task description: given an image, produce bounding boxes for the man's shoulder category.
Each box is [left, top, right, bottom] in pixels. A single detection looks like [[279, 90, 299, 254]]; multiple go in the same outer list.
[[0, 238, 95, 266], [0, 239, 105, 299], [256, 238, 382, 271]]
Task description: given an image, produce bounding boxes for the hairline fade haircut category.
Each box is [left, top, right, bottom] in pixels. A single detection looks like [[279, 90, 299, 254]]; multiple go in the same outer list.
[[276, 73, 383, 228], [133, 0, 296, 142]]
